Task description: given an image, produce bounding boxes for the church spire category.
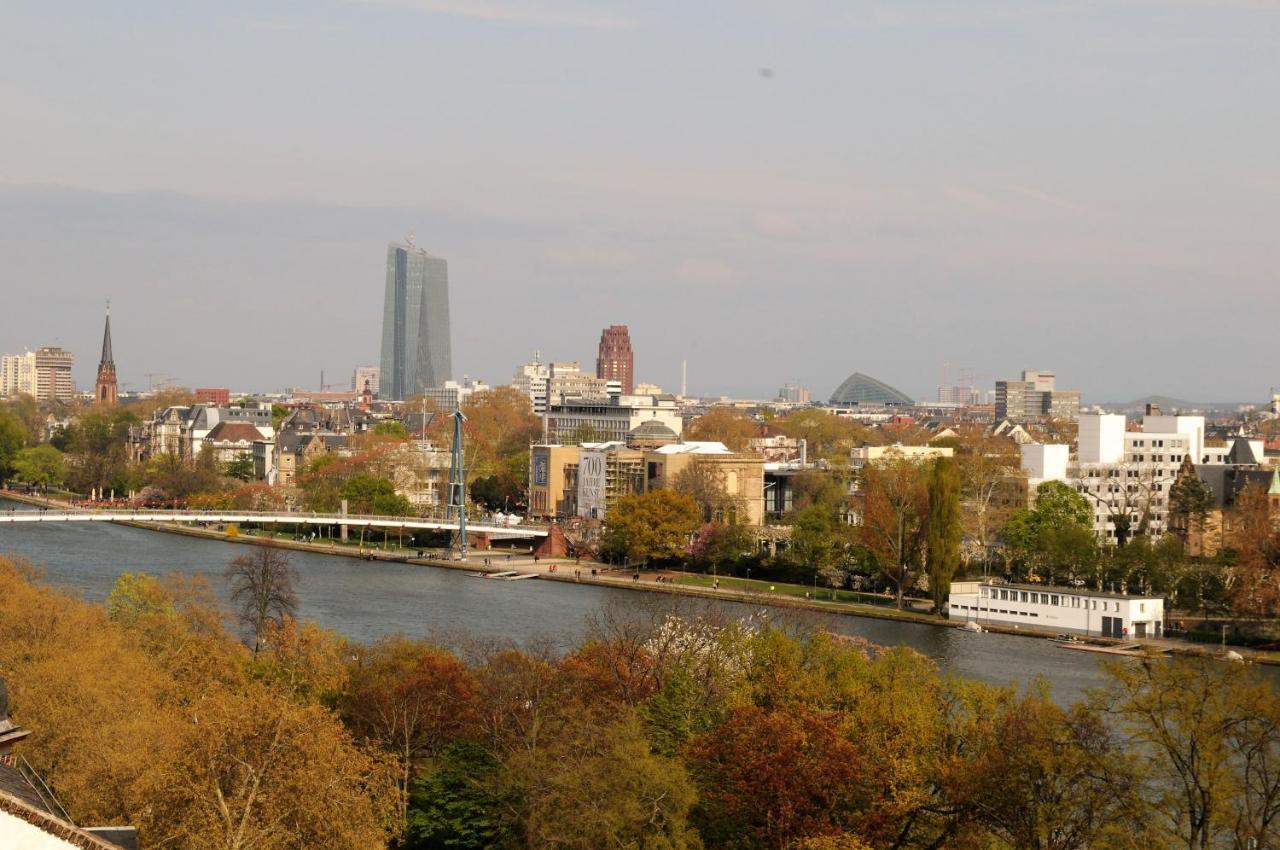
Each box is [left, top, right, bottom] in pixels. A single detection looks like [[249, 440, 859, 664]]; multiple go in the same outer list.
[[95, 300, 118, 406], [100, 299, 114, 366]]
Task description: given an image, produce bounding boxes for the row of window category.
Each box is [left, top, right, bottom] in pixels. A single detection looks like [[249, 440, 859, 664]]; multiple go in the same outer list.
[[953, 604, 1039, 618], [979, 587, 1141, 613]]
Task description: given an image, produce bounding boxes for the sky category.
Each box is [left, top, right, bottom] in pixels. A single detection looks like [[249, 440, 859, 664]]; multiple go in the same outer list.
[[1, 0, 1277, 403]]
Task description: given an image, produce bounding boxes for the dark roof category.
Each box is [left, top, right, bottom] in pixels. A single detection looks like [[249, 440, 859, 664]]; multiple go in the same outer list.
[[0, 762, 52, 813], [99, 310, 113, 366], [204, 422, 264, 444], [0, 780, 128, 850], [1196, 466, 1273, 509], [829, 372, 914, 407]]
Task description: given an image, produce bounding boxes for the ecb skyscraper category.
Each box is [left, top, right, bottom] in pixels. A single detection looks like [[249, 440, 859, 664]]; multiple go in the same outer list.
[[379, 240, 452, 400]]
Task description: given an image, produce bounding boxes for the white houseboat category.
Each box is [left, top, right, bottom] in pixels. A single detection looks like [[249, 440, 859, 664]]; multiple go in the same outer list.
[[947, 580, 1165, 639]]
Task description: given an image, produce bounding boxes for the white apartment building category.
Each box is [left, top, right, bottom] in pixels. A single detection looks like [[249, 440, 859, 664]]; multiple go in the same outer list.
[[1023, 412, 1252, 543], [511, 354, 612, 414], [948, 580, 1165, 638], [545, 395, 683, 444], [0, 351, 38, 398]]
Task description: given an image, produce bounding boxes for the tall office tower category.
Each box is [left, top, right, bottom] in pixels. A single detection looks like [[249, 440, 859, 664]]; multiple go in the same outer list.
[[34, 347, 75, 402], [379, 240, 452, 401], [0, 351, 38, 398], [94, 304, 118, 406], [595, 325, 634, 395]]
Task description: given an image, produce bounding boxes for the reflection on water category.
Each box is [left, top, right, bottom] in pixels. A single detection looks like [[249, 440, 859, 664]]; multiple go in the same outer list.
[[0, 507, 1113, 704]]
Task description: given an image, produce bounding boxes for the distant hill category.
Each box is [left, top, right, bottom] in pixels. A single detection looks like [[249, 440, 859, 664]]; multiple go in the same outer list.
[[1098, 395, 1251, 413]]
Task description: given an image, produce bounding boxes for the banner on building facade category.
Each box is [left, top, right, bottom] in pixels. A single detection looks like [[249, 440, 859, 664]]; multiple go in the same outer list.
[[577, 449, 606, 519]]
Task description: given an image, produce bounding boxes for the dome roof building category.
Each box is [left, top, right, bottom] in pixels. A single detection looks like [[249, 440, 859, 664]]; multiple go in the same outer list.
[[828, 372, 914, 407], [626, 418, 679, 449]]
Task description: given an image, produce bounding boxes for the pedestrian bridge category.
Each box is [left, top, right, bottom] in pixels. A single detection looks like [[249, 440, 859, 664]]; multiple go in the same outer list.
[[0, 507, 549, 538]]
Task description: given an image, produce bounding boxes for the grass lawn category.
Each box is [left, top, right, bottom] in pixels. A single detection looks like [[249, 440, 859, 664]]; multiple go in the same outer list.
[[671, 573, 896, 607]]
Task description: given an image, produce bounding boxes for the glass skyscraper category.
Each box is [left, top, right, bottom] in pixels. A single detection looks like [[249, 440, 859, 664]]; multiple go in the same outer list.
[[379, 241, 452, 400]]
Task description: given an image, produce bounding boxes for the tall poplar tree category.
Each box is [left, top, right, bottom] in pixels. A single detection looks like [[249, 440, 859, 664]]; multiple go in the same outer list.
[[926, 457, 962, 614]]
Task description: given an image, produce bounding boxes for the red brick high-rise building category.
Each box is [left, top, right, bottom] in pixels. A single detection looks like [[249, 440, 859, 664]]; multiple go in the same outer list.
[[595, 325, 634, 395]]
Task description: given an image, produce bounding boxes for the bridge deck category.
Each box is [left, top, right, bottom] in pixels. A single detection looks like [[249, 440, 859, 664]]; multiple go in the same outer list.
[[0, 509, 548, 537]]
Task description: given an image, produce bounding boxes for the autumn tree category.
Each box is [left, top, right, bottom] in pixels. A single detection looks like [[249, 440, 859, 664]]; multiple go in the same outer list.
[[925, 456, 962, 613], [144, 682, 399, 850], [1225, 484, 1280, 618], [859, 458, 929, 608], [460, 387, 541, 478], [953, 427, 1022, 563], [342, 637, 479, 823], [602, 489, 703, 565], [686, 406, 758, 451], [687, 704, 863, 849], [495, 712, 702, 850], [777, 409, 869, 461], [1098, 656, 1280, 850], [225, 546, 299, 656]]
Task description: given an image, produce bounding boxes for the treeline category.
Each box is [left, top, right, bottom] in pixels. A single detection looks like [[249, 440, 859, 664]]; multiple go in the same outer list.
[[3, 556, 1280, 849]]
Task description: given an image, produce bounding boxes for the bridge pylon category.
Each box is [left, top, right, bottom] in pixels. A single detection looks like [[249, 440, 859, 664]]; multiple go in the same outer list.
[[446, 403, 468, 561]]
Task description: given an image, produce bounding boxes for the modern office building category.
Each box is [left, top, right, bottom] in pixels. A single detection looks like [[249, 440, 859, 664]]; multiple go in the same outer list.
[[34, 347, 75, 402], [94, 305, 118, 406], [596, 325, 634, 395], [777, 383, 811, 404], [545, 394, 682, 444], [352, 366, 380, 397], [379, 240, 452, 400], [994, 370, 1080, 421], [828, 372, 914, 407], [0, 351, 38, 398]]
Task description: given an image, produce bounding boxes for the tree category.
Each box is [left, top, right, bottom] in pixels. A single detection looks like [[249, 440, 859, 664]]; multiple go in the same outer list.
[[340, 474, 411, 515], [144, 682, 399, 850], [788, 504, 838, 578], [1169, 457, 1213, 550], [374, 419, 410, 439], [569, 422, 604, 445], [223, 453, 256, 482], [0, 408, 29, 484], [602, 490, 703, 565], [1225, 484, 1280, 618], [672, 458, 744, 523], [953, 427, 1022, 564], [13, 444, 65, 490], [687, 704, 863, 849], [689, 522, 756, 573], [1097, 656, 1280, 850], [686, 407, 757, 452], [405, 741, 504, 850], [859, 458, 929, 609], [494, 712, 702, 850], [225, 547, 299, 656], [342, 637, 479, 824], [460, 387, 541, 477], [777, 409, 868, 460], [1002, 481, 1097, 584], [926, 457, 962, 614]]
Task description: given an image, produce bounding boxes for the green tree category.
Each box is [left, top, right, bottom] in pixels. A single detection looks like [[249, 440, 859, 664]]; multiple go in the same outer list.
[[339, 474, 412, 515], [0, 408, 29, 484], [1168, 457, 1213, 550], [373, 420, 410, 439], [1031, 481, 1093, 532], [13, 444, 65, 490], [926, 456, 962, 614], [405, 741, 504, 850], [602, 490, 703, 565], [222, 454, 255, 482]]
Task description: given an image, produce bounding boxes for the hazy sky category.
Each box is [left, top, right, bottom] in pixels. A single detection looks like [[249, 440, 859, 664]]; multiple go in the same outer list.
[[2, 0, 1277, 402]]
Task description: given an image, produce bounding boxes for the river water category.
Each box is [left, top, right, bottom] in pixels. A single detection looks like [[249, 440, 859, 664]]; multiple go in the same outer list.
[[0, 505, 1113, 705]]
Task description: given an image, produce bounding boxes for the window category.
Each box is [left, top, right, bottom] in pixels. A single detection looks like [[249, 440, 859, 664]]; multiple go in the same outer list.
[[1051, 595, 1059, 605], [1021, 592, 1029, 602]]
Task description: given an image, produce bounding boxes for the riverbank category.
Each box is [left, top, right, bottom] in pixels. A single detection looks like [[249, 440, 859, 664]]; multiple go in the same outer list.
[[4, 491, 1272, 663]]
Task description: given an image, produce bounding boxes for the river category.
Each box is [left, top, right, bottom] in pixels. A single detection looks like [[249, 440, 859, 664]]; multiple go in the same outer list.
[[0, 505, 1113, 705]]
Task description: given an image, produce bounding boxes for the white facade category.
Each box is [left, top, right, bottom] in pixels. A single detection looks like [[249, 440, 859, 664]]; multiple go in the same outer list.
[[546, 396, 682, 444], [0, 351, 38, 398], [1143, 414, 1205, 465], [1077, 413, 1126, 464], [1021, 443, 1069, 482], [849, 444, 954, 470], [948, 580, 1165, 638]]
